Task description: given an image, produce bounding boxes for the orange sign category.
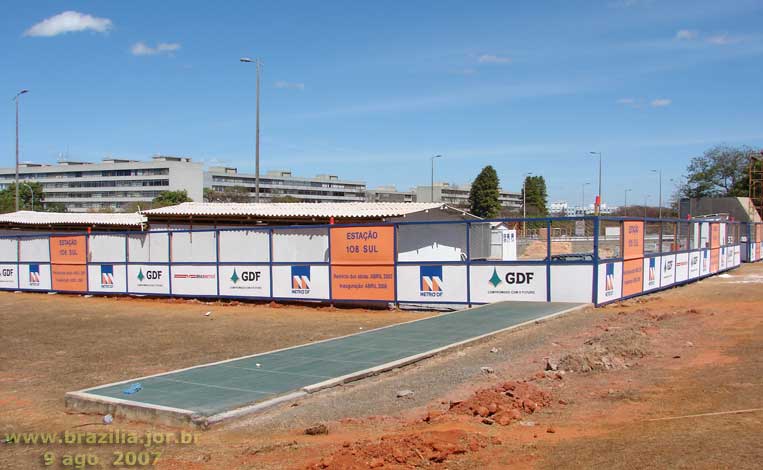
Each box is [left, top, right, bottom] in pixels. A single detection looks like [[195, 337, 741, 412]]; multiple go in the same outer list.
[[757, 225, 763, 243], [710, 224, 720, 249], [331, 265, 395, 301], [622, 221, 644, 260], [50, 235, 87, 264], [51, 265, 87, 291], [330, 226, 395, 265], [622, 259, 643, 297], [709, 248, 720, 273]]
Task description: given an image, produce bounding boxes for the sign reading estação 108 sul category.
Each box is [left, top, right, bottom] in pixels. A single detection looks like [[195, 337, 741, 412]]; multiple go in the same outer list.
[[50, 235, 87, 264], [622, 221, 644, 260], [330, 226, 396, 301]]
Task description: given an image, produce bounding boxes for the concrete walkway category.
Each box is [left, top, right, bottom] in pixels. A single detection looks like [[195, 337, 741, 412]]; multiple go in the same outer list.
[[66, 301, 584, 426]]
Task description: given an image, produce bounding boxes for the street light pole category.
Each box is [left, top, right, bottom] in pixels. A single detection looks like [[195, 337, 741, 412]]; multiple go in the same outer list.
[[240, 58, 261, 202], [589, 151, 602, 215], [430, 155, 442, 202], [651, 169, 663, 219], [624, 188, 632, 216], [13, 89, 29, 212]]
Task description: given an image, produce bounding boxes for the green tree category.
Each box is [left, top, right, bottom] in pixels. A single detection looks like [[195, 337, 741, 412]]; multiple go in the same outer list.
[[203, 186, 251, 203], [270, 195, 301, 203], [151, 190, 192, 209], [680, 145, 758, 198], [0, 182, 45, 213], [468, 166, 501, 218], [522, 175, 548, 217]]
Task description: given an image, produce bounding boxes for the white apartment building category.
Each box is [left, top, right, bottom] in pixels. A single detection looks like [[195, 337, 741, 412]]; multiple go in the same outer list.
[[204, 167, 366, 203], [0, 156, 204, 212], [415, 183, 522, 210], [365, 186, 415, 203]]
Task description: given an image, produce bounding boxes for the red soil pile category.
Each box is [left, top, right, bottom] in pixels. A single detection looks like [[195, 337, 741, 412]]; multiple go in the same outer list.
[[444, 380, 552, 426]]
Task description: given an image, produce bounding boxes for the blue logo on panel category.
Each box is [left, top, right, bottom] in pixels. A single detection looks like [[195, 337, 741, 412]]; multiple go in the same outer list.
[[605, 263, 615, 295], [101, 264, 114, 288], [29, 264, 40, 286], [420, 265, 443, 297], [291, 266, 311, 293]]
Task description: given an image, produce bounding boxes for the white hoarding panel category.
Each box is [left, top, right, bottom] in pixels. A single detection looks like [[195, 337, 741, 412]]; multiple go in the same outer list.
[[469, 264, 547, 303], [88, 264, 127, 293], [397, 224, 467, 262], [19, 263, 51, 290], [396, 265, 467, 303], [171, 231, 217, 263], [0, 238, 18, 262], [734, 246, 741, 266], [218, 265, 271, 298], [0, 263, 18, 289], [700, 249, 711, 276], [643, 256, 660, 291], [700, 223, 710, 249], [89, 234, 126, 262], [126, 264, 170, 295], [218, 230, 270, 263], [272, 228, 329, 263], [674, 253, 689, 283], [688, 252, 701, 279], [550, 265, 593, 303], [719, 247, 727, 271], [19, 237, 48, 262], [272, 265, 330, 300], [170, 265, 218, 296], [725, 246, 734, 268], [128, 233, 169, 263], [660, 254, 676, 287], [597, 261, 622, 303]]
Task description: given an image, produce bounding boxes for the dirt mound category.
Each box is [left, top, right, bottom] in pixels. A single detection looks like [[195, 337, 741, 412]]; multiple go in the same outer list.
[[557, 326, 648, 373], [444, 380, 551, 426], [306, 430, 498, 469]]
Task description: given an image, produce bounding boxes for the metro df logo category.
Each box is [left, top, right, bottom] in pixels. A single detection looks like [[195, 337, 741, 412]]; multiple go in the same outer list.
[[291, 266, 311, 293], [420, 265, 443, 297], [604, 263, 615, 295]]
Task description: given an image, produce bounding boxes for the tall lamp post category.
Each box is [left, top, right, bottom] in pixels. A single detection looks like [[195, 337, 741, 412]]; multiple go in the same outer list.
[[624, 188, 632, 216], [589, 151, 603, 215], [581, 182, 591, 214], [651, 168, 662, 219], [522, 172, 532, 236], [430, 155, 442, 202], [13, 89, 29, 212], [240, 57, 261, 202]]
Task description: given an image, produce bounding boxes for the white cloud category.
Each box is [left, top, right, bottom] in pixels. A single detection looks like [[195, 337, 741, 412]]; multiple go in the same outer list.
[[675, 29, 698, 40], [131, 42, 181, 56], [650, 98, 672, 107], [706, 34, 738, 45], [477, 54, 511, 64], [616, 98, 636, 105], [24, 11, 112, 37], [274, 80, 305, 90]]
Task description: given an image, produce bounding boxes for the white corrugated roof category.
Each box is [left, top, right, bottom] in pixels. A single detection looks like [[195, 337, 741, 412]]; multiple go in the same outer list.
[[142, 202, 449, 218], [0, 211, 146, 226]]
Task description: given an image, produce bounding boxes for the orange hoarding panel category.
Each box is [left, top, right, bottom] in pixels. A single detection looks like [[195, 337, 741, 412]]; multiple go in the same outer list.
[[51, 264, 87, 291], [331, 265, 395, 301], [757, 225, 763, 242], [50, 235, 87, 264], [710, 224, 720, 249], [330, 226, 395, 265], [622, 259, 643, 297], [709, 248, 720, 273], [623, 221, 644, 260]]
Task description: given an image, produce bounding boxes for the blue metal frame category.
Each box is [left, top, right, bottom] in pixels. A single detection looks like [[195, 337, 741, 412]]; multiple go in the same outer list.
[[0, 216, 752, 309]]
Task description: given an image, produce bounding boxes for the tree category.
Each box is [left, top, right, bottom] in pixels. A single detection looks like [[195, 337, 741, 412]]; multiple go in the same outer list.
[[680, 145, 755, 198], [468, 166, 501, 218], [0, 182, 45, 213], [523, 175, 548, 217], [203, 186, 251, 203], [151, 190, 192, 209]]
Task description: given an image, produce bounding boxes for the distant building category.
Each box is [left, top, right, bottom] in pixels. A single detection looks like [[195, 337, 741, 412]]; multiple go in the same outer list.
[[567, 204, 617, 216], [365, 186, 415, 203], [549, 201, 569, 215], [204, 168, 366, 203], [0, 156, 203, 213], [415, 183, 521, 210]]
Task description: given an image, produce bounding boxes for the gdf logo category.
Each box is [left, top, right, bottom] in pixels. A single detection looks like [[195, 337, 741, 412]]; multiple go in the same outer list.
[[505, 272, 534, 284], [242, 271, 261, 282], [146, 270, 162, 279], [2, 268, 14, 277], [664, 260, 673, 271]]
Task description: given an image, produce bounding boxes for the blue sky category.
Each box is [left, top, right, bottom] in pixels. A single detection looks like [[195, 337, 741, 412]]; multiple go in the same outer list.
[[2, 0, 762, 207]]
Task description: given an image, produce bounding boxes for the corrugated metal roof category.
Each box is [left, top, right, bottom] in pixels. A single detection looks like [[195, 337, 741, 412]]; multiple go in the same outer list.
[[0, 211, 146, 226], [142, 202, 450, 218]]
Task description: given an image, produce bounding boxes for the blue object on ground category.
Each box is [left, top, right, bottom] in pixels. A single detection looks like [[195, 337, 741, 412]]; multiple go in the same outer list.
[[122, 383, 143, 395]]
